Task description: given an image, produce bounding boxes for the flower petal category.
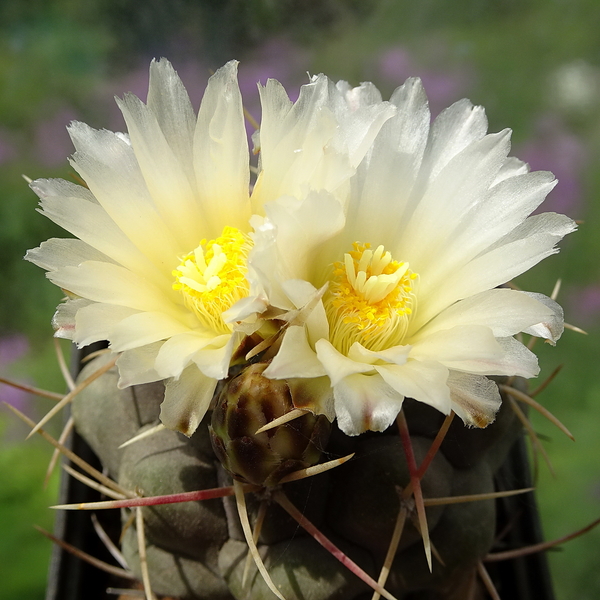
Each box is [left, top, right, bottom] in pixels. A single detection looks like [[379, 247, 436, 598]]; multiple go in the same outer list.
[[160, 366, 217, 436], [333, 373, 404, 435], [314, 339, 374, 386], [446, 371, 501, 428]]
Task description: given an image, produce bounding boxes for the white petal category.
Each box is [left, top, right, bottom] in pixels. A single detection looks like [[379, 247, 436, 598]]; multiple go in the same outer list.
[[334, 373, 404, 435], [109, 311, 192, 352], [116, 90, 203, 251], [376, 360, 451, 414], [116, 342, 164, 387], [347, 343, 411, 366], [192, 332, 237, 380], [263, 325, 326, 379], [74, 303, 139, 347], [194, 60, 250, 234], [160, 366, 217, 436], [53, 299, 92, 340], [414, 288, 560, 340], [154, 331, 218, 379], [31, 178, 168, 287], [68, 122, 182, 274], [47, 261, 183, 317], [522, 292, 564, 343], [446, 371, 501, 428], [26, 238, 114, 271], [147, 58, 197, 187], [314, 339, 374, 386]]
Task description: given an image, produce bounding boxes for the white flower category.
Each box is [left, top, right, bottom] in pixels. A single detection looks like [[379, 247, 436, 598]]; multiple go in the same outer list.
[[249, 77, 575, 435], [26, 59, 396, 436]]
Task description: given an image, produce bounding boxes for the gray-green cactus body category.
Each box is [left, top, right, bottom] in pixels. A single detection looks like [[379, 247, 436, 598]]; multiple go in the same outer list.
[[70, 355, 527, 600]]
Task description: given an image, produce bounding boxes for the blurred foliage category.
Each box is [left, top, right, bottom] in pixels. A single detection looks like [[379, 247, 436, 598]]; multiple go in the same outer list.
[[1, 0, 600, 599]]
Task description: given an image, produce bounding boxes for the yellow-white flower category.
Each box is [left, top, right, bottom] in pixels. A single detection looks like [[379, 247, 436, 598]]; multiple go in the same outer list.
[[250, 77, 575, 435], [26, 59, 396, 436]]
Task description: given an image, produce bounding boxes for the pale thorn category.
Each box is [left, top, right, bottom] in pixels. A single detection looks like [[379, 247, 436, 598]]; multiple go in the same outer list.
[[500, 383, 574, 440], [233, 479, 287, 600], [4, 401, 132, 498], [243, 106, 259, 130], [62, 463, 128, 500], [91, 513, 130, 571], [26, 355, 118, 439], [477, 562, 501, 600], [530, 364, 563, 397], [22, 174, 33, 184], [34, 525, 136, 581], [508, 397, 555, 477], [242, 499, 268, 587], [45, 416, 75, 488], [485, 517, 600, 562], [371, 501, 408, 600], [564, 322, 588, 335], [0, 376, 64, 401], [119, 423, 166, 449], [136, 507, 157, 600], [423, 487, 534, 507], [54, 338, 75, 391], [278, 453, 355, 484], [551, 278, 562, 301], [255, 408, 309, 434]]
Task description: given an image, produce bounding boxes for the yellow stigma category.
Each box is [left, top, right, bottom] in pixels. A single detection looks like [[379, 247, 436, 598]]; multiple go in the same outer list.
[[325, 242, 418, 354], [173, 226, 251, 334]]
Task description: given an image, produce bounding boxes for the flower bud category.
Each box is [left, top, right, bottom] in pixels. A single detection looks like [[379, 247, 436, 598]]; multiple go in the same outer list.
[[210, 363, 330, 487]]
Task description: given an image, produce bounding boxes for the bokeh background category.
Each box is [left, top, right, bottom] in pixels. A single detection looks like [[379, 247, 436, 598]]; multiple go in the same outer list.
[[1, 1, 599, 598]]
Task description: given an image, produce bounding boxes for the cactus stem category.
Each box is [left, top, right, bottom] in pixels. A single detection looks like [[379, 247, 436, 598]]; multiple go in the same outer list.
[[371, 503, 408, 600], [255, 408, 309, 434], [397, 410, 432, 572], [233, 479, 287, 600], [500, 383, 574, 440], [26, 355, 117, 439], [485, 517, 600, 562], [34, 525, 136, 581], [119, 424, 167, 449], [476, 561, 501, 600], [278, 453, 355, 484], [135, 507, 157, 600], [242, 499, 268, 587], [273, 489, 400, 600], [4, 401, 132, 498], [45, 415, 74, 488], [508, 397, 555, 478], [424, 487, 534, 507]]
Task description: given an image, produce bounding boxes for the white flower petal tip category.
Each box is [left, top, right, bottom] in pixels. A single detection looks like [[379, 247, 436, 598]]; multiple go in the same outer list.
[[248, 75, 574, 434]]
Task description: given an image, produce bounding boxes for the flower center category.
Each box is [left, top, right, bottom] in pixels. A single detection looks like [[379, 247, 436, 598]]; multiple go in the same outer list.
[[173, 226, 251, 334], [324, 242, 418, 354]]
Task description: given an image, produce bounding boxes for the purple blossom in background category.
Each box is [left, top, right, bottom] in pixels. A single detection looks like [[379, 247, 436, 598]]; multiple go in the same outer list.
[[34, 107, 80, 167], [0, 334, 30, 414], [519, 114, 586, 218], [0, 130, 17, 165], [376, 46, 471, 116], [567, 285, 600, 327]]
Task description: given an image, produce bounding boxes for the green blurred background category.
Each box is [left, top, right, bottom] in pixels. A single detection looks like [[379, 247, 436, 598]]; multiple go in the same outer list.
[[1, 0, 599, 598]]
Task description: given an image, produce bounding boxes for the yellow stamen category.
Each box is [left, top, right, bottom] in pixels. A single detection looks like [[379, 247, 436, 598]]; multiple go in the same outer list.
[[173, 226, 251, 334], [325, 242, 418, 354]]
